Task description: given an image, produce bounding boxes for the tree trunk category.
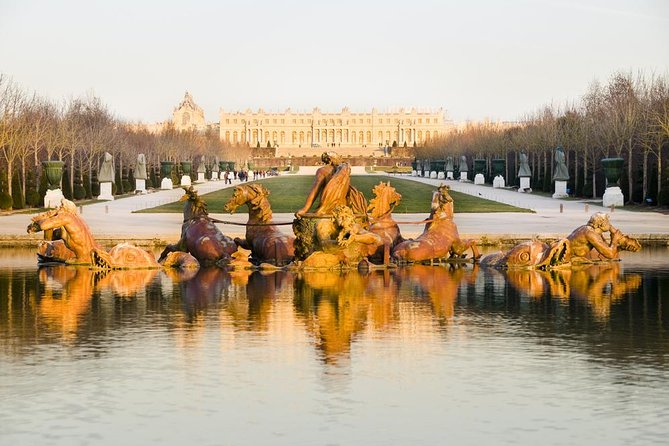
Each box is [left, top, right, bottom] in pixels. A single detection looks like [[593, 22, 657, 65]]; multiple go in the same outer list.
[[6, 162, 13, 199], [574, 151, 579, 196], [643, 149, 648, 202], [20, 157, 26, 205], [658, 148, 662, 200], [627, 138, 634, 203], [69, 151, 75, 197], [592, 158, 597, 198]]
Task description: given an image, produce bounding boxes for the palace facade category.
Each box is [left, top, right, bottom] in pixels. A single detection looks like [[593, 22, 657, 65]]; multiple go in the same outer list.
[[219, 107, 449, 148], [165, 92, 452, 148]]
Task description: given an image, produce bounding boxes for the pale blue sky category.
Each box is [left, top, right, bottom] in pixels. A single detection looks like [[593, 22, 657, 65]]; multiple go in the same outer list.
[[0, 0, 667, 123]]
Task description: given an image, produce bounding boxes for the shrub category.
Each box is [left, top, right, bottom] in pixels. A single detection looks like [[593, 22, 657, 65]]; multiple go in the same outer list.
[[0, 192, 12, 210], [25, 189, 41, 207], [11, 174, 25, 209], [73, 184, 87, 200]]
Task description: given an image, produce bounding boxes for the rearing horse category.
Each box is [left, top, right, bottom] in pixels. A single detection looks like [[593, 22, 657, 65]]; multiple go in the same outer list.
[[223, 183, 295, 265], [159, 186, 237, 266], [367, 181, 404, 263], [392, 184, 480, 262]]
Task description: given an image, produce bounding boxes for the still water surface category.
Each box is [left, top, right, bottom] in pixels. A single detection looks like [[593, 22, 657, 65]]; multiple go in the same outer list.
[[1, 248, 668, 445]]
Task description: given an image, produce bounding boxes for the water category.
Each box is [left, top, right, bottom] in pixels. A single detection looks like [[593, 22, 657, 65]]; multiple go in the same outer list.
[[1, 248, 668, 446]]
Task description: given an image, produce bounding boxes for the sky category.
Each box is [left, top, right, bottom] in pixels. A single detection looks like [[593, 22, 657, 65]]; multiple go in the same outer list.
[[0, 0, 667, 124]]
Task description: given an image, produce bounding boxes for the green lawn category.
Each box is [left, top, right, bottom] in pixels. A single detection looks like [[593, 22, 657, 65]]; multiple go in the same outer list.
[[136, 176, 532, 214]]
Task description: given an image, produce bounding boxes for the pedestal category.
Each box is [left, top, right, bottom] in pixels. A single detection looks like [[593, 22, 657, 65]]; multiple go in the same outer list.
[[98, 182, 114, 201], [430, 171, 437, 179], [423, 171, 429, 178], [210, 172, 219, 181], [459, 172, 468, 182], [180, 175, 191, 187], [437, 172, 445, 180], [493, 175, 505, 188], [518, 176, 531, 192], [135, 179, 147, 194], [197, 172, 205, 182], [603, 186, 624, 207], [411, 170, 417, 176], [552, 180, 568, 199], [474, 174, 485, 185], [446, 171, 454, 180], [161, 178, 173, 190], [44, 189, 64, 208]]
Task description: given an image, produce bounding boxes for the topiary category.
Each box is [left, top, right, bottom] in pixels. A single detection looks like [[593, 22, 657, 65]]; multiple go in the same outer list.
[[122, 180, 132, 193], [11, 174, 25, 209], [0, 192, 12, 210], [62, 167, 73, 199], [73, 184, 86, 200], [25, 189, 41, 207]]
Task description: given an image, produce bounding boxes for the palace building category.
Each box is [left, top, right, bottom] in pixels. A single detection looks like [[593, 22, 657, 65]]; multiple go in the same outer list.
[[219, 107, 450, 149], [166, 92, 452, 149]]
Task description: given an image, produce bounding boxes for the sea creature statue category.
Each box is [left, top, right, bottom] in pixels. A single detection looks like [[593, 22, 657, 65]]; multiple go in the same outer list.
[[158, 186, 237, 266], [566, 212, 640, 263], [223, 183, 295, 265], [480, 212, 640, 269], [367, 181, 404, 262], [479, 239, 571, 269], [392, 184, 480, 262], [91, 243, 161, 270], [27, 199, 188, 270]]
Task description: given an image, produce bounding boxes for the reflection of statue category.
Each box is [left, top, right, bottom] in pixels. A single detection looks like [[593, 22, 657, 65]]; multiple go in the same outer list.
[[566, 212, 640, 263], [458, 156, 468, 172], [98, 152, 115, 183], [518, 151, 531, 177], [224, 183, 295, 265], [552, 146, 569, 181], [392, 184, 480, 262], [445, 156, 454, 172], [158, 186, 237, 266], [134, 153, 148, 180]]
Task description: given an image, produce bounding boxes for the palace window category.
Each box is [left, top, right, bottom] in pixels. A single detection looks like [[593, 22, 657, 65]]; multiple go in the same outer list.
[[293, 119, 297, 124], [367, 119, 371, 124], [418, 118, 422, 124], [234, 119, 238, 124], [225, 119, 230, 124], [273, 119, 277, 124]]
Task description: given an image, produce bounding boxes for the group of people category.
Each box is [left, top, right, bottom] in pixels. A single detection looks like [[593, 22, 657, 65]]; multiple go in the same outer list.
[[222, 169, 278, 184]]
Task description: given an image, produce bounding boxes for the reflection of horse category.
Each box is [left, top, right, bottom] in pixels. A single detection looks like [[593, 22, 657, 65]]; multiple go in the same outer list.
[[392, 184, 480, 262], [368, 182, 404, 262], [159, 186, 237, 266], [223, 183, 295, 265]]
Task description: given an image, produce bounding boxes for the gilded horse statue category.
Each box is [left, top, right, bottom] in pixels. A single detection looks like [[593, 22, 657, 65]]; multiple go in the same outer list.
[[159, 186, 237, 266], [392, 184, 480, 262], [223, 183, 295, 265], [367, 181, 404, 262]]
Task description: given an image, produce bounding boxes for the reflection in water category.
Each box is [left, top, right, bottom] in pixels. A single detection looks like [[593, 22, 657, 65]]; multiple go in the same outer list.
[[0, 260, 662, 361], [0, 251, 668, 445]]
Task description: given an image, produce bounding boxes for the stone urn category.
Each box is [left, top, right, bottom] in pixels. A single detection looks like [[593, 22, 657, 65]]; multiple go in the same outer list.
[[160, 161, 174, 179], [219, 161, 227, 172], [602, 158, 624, 187], [228, 161, 236, 171], [474, 159, 486, 175], [180, 161, 192, 175], [492, 159, 506, 177], [42, 160, 65, 190]]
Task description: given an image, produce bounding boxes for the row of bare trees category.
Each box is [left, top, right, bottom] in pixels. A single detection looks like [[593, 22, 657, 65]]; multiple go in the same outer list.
[[0, 74, 252, 209], [418, 71, 669, 204]]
